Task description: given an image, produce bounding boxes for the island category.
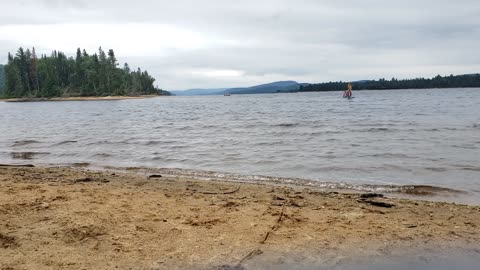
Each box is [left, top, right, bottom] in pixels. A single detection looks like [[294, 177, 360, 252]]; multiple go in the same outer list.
[[0, 47, 170, 100]]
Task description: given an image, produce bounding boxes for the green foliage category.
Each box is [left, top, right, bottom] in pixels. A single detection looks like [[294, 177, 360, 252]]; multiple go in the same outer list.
[[0, 64, 4, 94], [301, 74, 480, 92], [2, 47, 161, 98]]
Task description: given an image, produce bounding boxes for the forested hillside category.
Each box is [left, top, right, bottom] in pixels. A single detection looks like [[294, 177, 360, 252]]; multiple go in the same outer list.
[[171, 81, 305, 96], [300, 74, 480, 92], [1, 47, 161, 98]]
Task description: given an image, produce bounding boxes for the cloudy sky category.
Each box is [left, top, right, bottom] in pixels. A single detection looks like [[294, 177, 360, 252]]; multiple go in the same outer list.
[[1, 0, 479, 90]]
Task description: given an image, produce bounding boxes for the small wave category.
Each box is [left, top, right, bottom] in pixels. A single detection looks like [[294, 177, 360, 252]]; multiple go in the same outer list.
[[58, 153, 77, 157], [460, 166, 480, 172], [397, 185, 465, 196], [324, 131, 342, 135], [169, 145, 189, 149], [309, 131, 342, 136], [365, 153, 412, 159], [354, 123, 399, 127], [93, 153, 113, 158], [85, 140, 117, 146], [143, 140, 163, 146], [254, 142, 274, 146], [241, 123, 261, 128], [452, 144, 477, 149], [200, 124, 219, 128], [424, 167, 448, 172], [71, 162, 91, 167], [52, 140, 78, 146], [367, 127, 391, 132], [150, 157, 188, 162], [178, 126, 193, 131], [11, 151, 49, 160], [118, 139, 136, 144], [272, 123, 300, 128], [12, 140, 41, 147]]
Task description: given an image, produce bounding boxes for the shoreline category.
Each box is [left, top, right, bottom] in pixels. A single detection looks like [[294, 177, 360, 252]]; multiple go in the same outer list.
[[1, 165, 479, 269], [0, 95, 161, 102], [1, 163, 477, 205], [102, 166, 475, 204]]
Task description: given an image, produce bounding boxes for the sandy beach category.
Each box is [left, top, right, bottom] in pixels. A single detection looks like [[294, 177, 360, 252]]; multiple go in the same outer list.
[[0, 165, 479, 269], [1, 95, 160, 102]]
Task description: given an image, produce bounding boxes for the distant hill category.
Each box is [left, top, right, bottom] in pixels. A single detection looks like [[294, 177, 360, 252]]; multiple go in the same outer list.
[[171, 81, 306, 96], [225, 81, 302, 95], [170, 88, 228, 96]]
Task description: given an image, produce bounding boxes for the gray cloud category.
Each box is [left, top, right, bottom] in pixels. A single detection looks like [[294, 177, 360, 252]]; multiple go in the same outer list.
[[1, 0, 480, 89]]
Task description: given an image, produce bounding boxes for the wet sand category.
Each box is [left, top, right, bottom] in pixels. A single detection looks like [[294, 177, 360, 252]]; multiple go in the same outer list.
[[0, 165, 479, 269], [1, 95, 160, 102]]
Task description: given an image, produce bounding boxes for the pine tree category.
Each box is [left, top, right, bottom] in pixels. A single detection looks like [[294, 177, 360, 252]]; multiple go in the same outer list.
[[30, 47, 40, 96], [7, 53, 13, 64], [107, 49, 117, 67], [15, 48, 29, 96]]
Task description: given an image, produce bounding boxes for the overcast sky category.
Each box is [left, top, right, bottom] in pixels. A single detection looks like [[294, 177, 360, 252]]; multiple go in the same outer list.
[[1, 0, 479, 90]]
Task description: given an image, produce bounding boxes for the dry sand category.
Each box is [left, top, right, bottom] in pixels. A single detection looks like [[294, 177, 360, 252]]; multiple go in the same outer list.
[[0, 165, 479, 269]]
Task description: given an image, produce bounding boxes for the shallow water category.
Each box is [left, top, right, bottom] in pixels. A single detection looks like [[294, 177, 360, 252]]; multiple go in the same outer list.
[[1, 88, 479, 203], [240, 254, 480, 270]]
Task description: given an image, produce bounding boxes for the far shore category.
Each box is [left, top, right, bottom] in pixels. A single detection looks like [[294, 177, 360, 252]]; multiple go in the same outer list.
[[0, 165, 479, 269], [0, 95, 161, 102]]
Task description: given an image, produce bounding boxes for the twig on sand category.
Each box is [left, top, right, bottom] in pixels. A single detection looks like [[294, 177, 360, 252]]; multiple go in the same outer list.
[[260, 202, 287, 244], [238, 248, 263, 265], [198, 186, 240, 195], [357, 199, 395, 208], [360, 193, 384, 199], [74, 177, 94, 183], [218, 248, 263, 269]]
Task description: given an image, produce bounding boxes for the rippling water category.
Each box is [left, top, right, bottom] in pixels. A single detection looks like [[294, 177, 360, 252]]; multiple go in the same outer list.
[[1, 88, 479, 203]]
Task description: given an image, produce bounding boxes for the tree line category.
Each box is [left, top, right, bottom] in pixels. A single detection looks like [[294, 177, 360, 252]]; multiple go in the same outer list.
[[1, 47, 166, 98], [300, 74, 480, 92], [0, 65, 4, 92]]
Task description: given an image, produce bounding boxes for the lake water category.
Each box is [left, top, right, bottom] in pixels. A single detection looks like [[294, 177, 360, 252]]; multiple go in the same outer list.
[[1, 88, 479, 203]]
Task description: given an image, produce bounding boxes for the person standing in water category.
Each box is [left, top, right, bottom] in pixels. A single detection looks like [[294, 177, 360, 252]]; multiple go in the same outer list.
[[344, 83, 353, 98]]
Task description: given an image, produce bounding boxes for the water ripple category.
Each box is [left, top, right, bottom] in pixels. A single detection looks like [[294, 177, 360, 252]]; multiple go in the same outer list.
[[1, 88, 479, 203]]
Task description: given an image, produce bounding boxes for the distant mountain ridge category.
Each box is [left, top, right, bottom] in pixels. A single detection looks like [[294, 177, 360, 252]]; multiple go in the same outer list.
[[169, 88, 228, 96], [171, 81, 306, 96], [169, 73, 480, 96]]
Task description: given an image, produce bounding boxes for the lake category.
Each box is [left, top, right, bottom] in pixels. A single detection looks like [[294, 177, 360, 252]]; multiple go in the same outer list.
[[1, 88, 479, 203]]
